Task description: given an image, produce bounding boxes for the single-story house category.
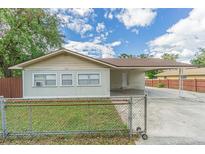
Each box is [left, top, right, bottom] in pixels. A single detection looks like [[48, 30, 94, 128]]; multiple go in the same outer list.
[[157, 68, 205, 80], [9, 48, 192, 98]]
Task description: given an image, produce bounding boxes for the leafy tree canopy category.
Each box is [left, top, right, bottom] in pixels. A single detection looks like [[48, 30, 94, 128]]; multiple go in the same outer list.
[[137, 53, 151, 59], [136, 53, 160, 79], [161, 53, 179, 61], [191, 48, 205, 66], [0, 9, 63, 77], [146, 70, 160, 79]]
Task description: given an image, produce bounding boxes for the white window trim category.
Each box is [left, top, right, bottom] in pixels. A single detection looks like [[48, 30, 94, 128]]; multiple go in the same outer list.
[[59, 73, 74, 87], [77, 72, 101, 87], [32, 73, 57, 87]]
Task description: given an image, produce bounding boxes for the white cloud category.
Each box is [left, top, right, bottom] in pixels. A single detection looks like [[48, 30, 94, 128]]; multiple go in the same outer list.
[[104, 10, 113, 19], [93, 22, 109, 43], [49, 9, 94, 37], [104, 8, 117, 20], [64, 40, 118, 58], [93, 32, 109, 44], [68, 8, 94, 17], [148, 9, 205, 63], [96, 22, 105, 33], [131, 28, 139, 35], [107, 41, 122, 47], [61, 17, 92, 36], [116, 9, 157, 29]]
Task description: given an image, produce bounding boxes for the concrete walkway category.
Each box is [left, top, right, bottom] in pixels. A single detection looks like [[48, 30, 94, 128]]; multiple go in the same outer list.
[[137, 87, 205, 145]]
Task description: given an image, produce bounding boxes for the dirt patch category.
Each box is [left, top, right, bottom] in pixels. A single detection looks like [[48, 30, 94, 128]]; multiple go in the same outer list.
[[0, 134, 138, 145]]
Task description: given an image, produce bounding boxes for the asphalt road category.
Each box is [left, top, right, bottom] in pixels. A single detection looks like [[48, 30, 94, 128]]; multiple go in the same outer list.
[[137, 87, 205, 145]]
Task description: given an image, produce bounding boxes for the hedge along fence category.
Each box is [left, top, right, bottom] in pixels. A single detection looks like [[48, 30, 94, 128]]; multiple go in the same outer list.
[[0, 77, 23, 98], [145, 79, 205, 93]]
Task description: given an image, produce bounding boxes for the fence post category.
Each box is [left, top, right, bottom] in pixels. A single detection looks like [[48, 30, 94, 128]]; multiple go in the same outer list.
[[167, 79, 169, 88], [128, 97, 133, 138], [194, 79, 197, 92], [28, 106, 33, 134], [0, 96, 8, 138], [144, 94, 147, 134]]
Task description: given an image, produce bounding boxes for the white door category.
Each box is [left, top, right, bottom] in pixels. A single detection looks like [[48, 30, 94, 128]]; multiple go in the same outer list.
[[122, 72, 128, 88]]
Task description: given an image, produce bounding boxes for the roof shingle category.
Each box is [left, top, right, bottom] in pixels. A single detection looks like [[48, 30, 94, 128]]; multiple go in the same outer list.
[[98, 58, 193, 67]]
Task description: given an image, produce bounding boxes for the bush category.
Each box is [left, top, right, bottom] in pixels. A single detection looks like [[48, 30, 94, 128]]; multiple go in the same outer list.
[[157, 82, 165, 88]]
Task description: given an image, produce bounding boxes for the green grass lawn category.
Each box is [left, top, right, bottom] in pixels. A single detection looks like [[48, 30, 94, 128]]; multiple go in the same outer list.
[[1, 101, 128, 134], [0, 101, 136, 144]]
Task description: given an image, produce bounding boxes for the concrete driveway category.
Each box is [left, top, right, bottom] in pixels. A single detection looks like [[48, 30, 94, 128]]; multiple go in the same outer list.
[[138, 87, 205, 145]]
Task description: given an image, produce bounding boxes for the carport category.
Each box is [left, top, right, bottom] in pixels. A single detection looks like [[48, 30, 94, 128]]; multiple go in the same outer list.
[[98, 58, 193, 97]]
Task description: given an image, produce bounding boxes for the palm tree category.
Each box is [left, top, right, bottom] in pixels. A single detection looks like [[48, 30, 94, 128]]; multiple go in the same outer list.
[[119, 53, 134, 58]]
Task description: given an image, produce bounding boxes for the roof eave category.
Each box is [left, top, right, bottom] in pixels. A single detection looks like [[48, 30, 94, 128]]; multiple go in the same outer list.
[[9, 66, 22, 70], [9, 48, 117, 70], [114, 66, 194, 69]]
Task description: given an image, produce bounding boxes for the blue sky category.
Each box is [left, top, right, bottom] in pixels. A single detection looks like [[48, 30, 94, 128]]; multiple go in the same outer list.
[[50, 8, 205, 63]]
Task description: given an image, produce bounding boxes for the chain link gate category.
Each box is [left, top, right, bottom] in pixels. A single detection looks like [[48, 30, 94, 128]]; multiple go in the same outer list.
[[0, 95, 147, 140], [132, 95, 148, 140]]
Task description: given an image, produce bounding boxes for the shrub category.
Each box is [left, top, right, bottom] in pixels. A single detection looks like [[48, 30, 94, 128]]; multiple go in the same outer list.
[[157, 82, 165, 88]]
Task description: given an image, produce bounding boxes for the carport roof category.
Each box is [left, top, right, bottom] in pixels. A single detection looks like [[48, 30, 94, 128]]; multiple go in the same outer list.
[[98, 58, 193, 68]]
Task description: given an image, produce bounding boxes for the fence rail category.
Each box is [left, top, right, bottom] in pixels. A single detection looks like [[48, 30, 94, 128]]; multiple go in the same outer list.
[[145, 79, 205, 93], [0, 96, 147, 139]]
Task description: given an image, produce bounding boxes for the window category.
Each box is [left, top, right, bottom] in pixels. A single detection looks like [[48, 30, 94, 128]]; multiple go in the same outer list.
[[78, 73, 100, 86], [33, 74, 57, 87], [61, 74, 73, 86]]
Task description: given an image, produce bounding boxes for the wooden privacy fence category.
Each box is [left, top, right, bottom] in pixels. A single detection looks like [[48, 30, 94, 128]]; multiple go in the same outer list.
[[0, 77, 22, 98], [145, 79, 205, 93]]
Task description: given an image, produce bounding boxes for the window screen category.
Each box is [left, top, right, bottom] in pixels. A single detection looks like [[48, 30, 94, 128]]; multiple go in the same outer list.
[[61, 74, 73, 86], [34, 74, 56, 87], [78, 74, 100, 86]]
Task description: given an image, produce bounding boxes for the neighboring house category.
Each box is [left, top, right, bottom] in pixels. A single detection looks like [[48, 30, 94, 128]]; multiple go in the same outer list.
[[9, 48, 192, 98], [157, 68, 205, 80]]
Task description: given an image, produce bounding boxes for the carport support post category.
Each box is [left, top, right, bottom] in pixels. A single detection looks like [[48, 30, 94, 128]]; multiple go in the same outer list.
[[0, 96, 7, 138], [179, 68, 184, 97]]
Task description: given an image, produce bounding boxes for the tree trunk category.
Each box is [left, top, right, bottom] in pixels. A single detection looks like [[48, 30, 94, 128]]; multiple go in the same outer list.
[[3, 67, 12, 77]]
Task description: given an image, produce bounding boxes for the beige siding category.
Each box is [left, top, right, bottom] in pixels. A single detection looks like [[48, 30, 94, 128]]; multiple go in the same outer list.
[[23, 69, 110, 98], [110, 70, 122, 89], [25, 54, 107, 70], [127, 70, 145, 90]]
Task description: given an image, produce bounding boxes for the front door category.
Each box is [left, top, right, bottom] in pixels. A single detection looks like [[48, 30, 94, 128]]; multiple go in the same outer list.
[[122, 72, 128, 89]]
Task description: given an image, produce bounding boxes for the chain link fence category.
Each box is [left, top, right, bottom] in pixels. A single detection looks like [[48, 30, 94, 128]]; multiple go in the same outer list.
[[0, 95, 147, 139]]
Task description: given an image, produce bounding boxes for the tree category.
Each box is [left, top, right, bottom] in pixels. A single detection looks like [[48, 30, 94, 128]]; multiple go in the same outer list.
[[137, 53, 150, 59], [146, 70, 159, 79], [136, 53, 160, 79], [119, 53, 134, 58], [0, 9, 63, 77], [191, 48, 205, 66], [161, 53, 178, 61]]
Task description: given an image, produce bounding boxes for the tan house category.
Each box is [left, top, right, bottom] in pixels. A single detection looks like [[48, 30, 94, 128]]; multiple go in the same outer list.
[[9, 48, 192, 98], [157, 68, 205, 80]]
